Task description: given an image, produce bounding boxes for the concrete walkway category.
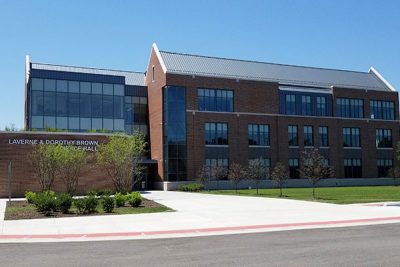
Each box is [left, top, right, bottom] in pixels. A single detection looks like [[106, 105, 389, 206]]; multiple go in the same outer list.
[[1, 191, 400, 243]]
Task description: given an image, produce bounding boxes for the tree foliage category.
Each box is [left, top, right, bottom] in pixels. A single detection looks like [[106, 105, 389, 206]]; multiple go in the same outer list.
[[271, 162, 289, 197], [197, 165, 212, 187], [300, 148, 334, 199], [228, 163, 247, 193], [56, 146, 88, 195], [30, 144, 62, 191], [96, 132, 146, 193], [247, 158, 269, 194]]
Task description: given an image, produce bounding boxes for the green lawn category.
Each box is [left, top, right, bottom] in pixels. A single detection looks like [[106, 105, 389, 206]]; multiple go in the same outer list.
[[204, 186, 400, 204]]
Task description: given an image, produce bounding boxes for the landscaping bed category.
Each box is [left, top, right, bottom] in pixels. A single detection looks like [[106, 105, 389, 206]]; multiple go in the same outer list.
[[203, 186, 400, 204], [5, 197, 172, 220]]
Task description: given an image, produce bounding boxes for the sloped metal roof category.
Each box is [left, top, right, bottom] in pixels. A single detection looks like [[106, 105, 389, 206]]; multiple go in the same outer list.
[[31, 63, 145, 86], [159, 51, 391, 91]]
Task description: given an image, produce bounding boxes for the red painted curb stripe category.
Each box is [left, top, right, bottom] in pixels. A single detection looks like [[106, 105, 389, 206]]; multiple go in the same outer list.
[[1, 216, 400, 239]]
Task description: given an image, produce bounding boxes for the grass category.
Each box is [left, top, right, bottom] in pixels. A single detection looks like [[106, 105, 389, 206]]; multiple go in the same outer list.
[[5, 198, 173, 220], [204, 186, 400, 204]]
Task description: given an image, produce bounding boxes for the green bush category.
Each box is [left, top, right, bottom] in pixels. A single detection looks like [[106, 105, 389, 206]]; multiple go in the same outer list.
[[127, 192, 142, 207], [74, 199, 85, 214], [34, 191, 57, 215], [95, 189, 113, 197], [56, 193, 73, 213], [178, 183, 204, 192], [114, 192, 127, 207], [102, 195, 115, 213], [83, 195, 98, 213], [25, 191, 37, 204]]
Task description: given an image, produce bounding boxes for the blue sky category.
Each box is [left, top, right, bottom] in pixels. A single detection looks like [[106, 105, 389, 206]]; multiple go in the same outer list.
[[0, 0, 399, 129]]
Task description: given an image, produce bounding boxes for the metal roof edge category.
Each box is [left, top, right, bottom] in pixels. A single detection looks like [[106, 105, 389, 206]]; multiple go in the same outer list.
[[152, 43, 167, 73], [369, 67, 396, 92], [31, 62, 144, 75]]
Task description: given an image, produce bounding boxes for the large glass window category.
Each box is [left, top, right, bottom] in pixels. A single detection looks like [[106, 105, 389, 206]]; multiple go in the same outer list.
[[285, 94, 296, 115], [31, 78, 43, 91], [376, 129, 392, 148], [198, 88, 233, 112], [304, 126, 313, 146], [205, 122, 228, 145], [370, 100, 395, 120], [336, 98, 363, 118], [44, 79, 56, 91], [319, 126, 329, 147], [289, 158, 299, 178], [288, 125, 298, 146], [31, 91, 44, 116], [301, 96, 312, 115], [343, 127, 360, 147], [377, 159, 393, 177], [316, 96, 327, 116], [56, 80, 68, 92], [56, 92, 68, 116], [80, 94, 91, 117], [113, 96, 124, 119], [43, 92, 56, 116], [164, 86, 187, 181], [92, 94, 102, 118], [344, 159, 362, 178], [102, 95, 114, 118], [68, 93, 80, 117], [248, 124, 269, 146]]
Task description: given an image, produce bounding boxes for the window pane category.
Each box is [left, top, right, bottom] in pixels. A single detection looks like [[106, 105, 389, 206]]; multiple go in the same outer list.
[[103, 84, 113, 95], [56, 116, 68, 130], [43, 116, 56, 129], [92, 118, 102, 130], [103, 95, 113, 118], [68, 117, 79, 130], [44, 79, 56, 92], [103, 118, 113, 130], [31, 91, 44, 116], [68, 81, 79, 93], [92, 95, 102, 118], [56, 92, 68, 116], [31, 78, 43, 91], [92, 83, 102, 94], [80, 94, 91, 117], [56, 80, 68, 92], [80, 82, 91, 94], [68, 93, 80, 117], [114, 96, 124, 119], [114, 84, 124, 96], [43, 92, 56, 116], [80, 118, 91, 130], [31, 116, 43, 129]]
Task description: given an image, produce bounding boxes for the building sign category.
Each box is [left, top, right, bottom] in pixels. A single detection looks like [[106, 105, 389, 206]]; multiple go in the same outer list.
[[8, 138, 100, 152]]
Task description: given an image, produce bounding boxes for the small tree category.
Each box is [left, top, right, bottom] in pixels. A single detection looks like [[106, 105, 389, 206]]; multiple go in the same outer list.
[[56, 146, 88, 195], [4, 123, 18, 131], [247, 158, 269, 194], [197, 165, 212, 188], [30, 144, 62, 191], [300, 148, 334, 199], [97, 132, 146, 193], [228, 163, 246, 193], [389, 167, 400, 186], [271, 162, 289, 197], [211, 165, 228, 190]]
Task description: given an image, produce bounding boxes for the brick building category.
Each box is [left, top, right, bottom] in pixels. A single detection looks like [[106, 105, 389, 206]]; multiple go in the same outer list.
[[1, 43, 397, 196]]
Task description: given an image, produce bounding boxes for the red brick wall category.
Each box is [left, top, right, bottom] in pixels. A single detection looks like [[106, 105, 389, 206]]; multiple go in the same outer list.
[[145, 47, 167, 181], [0, 132, 113, 197]]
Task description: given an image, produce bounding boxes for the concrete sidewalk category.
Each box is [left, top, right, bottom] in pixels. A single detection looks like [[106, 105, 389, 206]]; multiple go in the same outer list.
[[1, 191, 400, 243]]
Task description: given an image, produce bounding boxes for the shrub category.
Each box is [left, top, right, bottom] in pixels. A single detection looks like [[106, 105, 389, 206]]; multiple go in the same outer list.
[[114, 192, 127, 207], [56, 193, 73, 213], [95, 189, 113, 197], [83, 195, 98, 213], [34, 191, 57, 215], [25, 191, 37, 204], [127, 192, 142, 207], [74, 199, 85, 214], [102, 195, 115, 213], [86, 190, 97, 197], [178, 183, 204, 192]]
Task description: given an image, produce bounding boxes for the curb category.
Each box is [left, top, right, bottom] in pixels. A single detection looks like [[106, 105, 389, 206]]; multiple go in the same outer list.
[[1, 216, 400, 240]]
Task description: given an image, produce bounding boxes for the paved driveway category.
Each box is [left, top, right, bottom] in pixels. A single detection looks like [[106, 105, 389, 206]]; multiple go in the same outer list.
[[1, 191, 400, 242]]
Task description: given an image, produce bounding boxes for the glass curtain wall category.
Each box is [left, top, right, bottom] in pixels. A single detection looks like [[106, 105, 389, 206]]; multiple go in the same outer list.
[[163, 86, 187, 181]]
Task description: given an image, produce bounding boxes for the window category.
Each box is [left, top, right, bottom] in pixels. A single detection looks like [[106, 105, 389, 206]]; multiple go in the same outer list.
[[205, 123, 228, 145], [80, 94, 91, 117], [289, 158, 299, 178], [248, 124, 269, 146], [31, 91, 44, 116], [319, 126, 329, 147], [344, 159, 362, 178], [301, 96, 312, 115], [316, 96, 327, 116], [285, 94, 296, 115], [31, 78, 43, 91], [304, 126, 313, 147], [370, 100, 395, 120], [43, 92, 56, 116], [152, 66, 155, 82], [91, 95, 102, 118], [44, 79, 56, 92], [102, 95, 114, 118], [343, 128, 360, 147], [336, 98, 363, 118], [198, 88, 233, 112], [376, 129, 392, 148], [56, 92, 68, 116], [206, 158, 229, 168], [377, 159, 393, 177], [288, 125, 298, 146], [68, 93, 80, 117]]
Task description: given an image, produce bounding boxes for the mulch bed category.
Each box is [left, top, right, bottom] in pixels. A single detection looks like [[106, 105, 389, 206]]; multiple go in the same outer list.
[[4, 198, 169, 220]]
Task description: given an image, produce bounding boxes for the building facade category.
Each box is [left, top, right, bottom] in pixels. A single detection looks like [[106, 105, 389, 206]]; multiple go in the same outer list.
[[18, 43, 399, 192]]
